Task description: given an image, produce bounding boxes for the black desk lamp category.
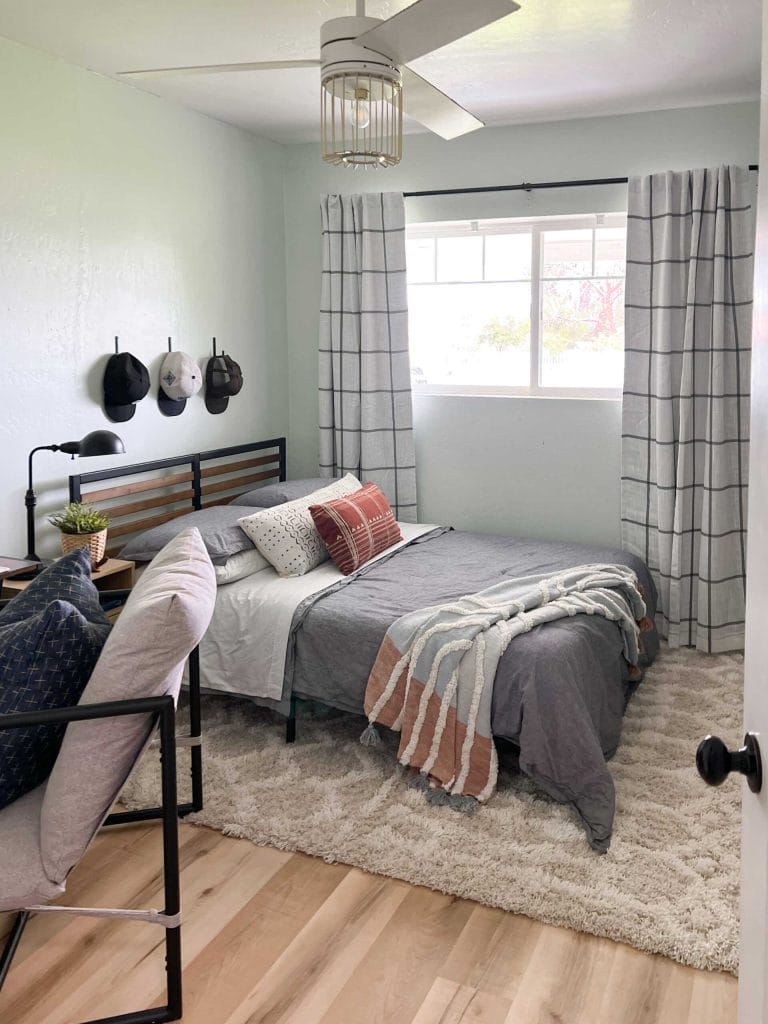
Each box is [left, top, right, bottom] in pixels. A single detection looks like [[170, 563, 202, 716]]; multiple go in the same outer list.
[[25, 430, 125, 563]]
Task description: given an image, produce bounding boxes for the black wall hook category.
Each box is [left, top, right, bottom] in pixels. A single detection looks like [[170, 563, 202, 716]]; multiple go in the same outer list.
[[114, 336, 119, 354], [168, 336, 173, 353]]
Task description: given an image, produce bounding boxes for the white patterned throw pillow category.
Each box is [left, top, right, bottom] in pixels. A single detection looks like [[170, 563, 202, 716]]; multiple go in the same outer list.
[[237, 474, 362, 577]]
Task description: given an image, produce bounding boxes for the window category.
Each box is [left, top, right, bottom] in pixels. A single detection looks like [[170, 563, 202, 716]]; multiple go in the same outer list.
[[406, 213, 626, 398]]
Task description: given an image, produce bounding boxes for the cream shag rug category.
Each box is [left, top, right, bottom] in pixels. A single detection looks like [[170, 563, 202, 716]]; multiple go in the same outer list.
[[121, 646, 742, 974]]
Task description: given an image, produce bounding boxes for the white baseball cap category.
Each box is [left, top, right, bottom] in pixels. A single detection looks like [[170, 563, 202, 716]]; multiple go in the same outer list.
[[158, 351, 202, 416]]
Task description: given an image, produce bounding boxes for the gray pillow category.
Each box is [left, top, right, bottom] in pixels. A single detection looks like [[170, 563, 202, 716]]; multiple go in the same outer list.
[[230, 478, 332, 508], [41, 527, 216, 883], [119, 505, 255, 564]]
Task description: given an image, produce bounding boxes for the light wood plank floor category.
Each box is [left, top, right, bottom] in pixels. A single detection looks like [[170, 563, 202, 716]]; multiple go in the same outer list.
[[0, 821, 738, 1024]]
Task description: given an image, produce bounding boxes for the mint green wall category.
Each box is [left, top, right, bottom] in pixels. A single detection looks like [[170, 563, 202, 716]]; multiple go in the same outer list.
[[0, 36, 288, 556], [282, 102, 759, 544], [0, 38, 760, 556]]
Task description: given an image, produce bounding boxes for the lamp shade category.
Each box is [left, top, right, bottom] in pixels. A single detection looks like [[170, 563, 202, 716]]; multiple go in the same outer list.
[[321, 71, 403, 168], [77, 430, 125, 457]]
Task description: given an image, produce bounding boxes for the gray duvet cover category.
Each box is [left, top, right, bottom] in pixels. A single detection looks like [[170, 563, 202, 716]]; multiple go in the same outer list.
[[286, 529, 659, 851]]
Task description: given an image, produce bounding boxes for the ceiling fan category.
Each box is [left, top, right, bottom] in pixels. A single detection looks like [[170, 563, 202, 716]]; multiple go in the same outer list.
[[118, 0, 521, 168]]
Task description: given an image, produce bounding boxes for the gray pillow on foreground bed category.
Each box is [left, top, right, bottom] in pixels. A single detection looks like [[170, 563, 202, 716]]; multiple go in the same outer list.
[[119, 506, 256, 564], [230, 478, 330, 508]]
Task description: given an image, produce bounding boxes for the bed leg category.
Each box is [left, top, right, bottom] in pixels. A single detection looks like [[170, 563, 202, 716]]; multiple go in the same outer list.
[[286, 696, 297, 744]]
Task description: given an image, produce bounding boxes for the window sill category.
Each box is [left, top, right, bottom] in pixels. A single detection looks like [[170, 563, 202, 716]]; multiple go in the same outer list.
[[412, 386, 622, 401]]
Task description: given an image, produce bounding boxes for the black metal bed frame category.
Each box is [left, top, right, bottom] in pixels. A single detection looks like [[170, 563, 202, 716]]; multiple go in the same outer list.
[[68, 437, 289, 821], [0, 695, 182, 1024], [68, 437, 286, 513]]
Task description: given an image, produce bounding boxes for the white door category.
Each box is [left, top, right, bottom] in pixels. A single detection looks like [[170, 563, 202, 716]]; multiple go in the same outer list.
[[739, 4, 768, 1019]]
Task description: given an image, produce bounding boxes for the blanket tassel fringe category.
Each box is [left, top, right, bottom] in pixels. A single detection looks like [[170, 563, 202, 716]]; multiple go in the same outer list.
[[425, 787, 479, 815], [359, 722, 381, 747], [406, 770, 479, 815], [407, 771, 431, 793]]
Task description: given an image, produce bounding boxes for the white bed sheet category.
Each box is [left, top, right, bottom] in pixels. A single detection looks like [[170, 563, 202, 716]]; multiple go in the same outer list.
[[197, 522, 435, 702]]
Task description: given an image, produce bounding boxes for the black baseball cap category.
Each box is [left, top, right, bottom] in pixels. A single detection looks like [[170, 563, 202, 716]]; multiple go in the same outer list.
[[205, 353, 243, 414], [104, 353, 150, 422]]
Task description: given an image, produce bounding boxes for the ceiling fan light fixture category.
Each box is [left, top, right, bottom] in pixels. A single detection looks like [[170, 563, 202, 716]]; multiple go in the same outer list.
[[321, 68, 403, 168], [118, 3, 521, 164]]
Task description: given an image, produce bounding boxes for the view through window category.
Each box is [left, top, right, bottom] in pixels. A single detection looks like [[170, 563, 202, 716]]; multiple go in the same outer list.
[[406, 213, 627, 397]]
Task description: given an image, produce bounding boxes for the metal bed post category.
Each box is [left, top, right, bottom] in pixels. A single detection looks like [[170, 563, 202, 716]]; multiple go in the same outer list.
[[191, 453, 202, 511], [286, 694, 297, 744]]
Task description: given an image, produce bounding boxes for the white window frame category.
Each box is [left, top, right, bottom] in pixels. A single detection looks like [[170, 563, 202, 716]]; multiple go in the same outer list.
[[406, 213, 626, 400]]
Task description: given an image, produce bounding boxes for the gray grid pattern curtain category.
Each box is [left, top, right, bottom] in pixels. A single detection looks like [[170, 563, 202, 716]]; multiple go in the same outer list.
[[319, 192, 417, 521], [621, 166, 753, 653]]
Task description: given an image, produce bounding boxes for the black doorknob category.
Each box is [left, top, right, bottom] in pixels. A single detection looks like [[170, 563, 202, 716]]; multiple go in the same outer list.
[[696, 733, 762, 794]]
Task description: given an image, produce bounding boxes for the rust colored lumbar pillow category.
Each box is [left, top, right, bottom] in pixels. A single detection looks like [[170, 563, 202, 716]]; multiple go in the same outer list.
[[309, 483, 403, 575]]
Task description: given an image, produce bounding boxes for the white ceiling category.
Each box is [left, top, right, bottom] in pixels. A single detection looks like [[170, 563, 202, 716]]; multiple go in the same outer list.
[[0, 0, 760, 144]]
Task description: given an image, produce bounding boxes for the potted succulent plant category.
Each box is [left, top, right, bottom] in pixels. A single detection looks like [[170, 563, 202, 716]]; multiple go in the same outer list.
[[48, 502, 110, 566]]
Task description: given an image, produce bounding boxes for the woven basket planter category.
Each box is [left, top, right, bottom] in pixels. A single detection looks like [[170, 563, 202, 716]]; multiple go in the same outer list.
[[60, 528, 108, 568]]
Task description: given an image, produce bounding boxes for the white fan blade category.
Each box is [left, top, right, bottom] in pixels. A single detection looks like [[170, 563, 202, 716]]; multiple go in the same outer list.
[[401, 66, 483, 140], [356, 0, 520, 65], [117, 59, 320, 78]]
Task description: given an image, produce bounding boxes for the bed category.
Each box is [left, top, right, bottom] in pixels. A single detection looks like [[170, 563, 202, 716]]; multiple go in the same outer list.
[[70, 437, 659, 851]]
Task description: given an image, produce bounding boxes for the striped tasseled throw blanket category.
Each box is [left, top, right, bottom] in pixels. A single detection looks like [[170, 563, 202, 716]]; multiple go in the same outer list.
[[363, 563, 651, 807]]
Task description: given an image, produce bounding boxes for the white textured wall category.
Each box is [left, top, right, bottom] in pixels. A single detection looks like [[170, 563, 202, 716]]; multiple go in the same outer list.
[[283, 102, 760, 545], [0, 36, 288, 557], [413, 395, 623, 544]]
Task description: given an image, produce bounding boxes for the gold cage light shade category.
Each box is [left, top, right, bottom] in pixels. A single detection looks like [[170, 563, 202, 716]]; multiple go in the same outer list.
[[321, 70, 403, 168]]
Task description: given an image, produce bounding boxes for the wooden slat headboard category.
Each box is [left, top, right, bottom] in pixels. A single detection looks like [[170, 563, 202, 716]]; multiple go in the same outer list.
[[69, 438, 286, 559]]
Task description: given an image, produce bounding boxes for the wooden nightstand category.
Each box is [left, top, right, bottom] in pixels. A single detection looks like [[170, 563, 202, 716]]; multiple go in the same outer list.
[[1, 558, 136, 621], [0, 556, 41, 584]]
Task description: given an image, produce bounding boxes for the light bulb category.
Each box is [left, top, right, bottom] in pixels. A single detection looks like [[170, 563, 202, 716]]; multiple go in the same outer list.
[[348, 87, 370, 130], [349, 99, 370, 129]]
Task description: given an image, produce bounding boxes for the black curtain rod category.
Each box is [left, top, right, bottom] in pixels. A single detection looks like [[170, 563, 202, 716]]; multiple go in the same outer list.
[[403, 165, 759, 200]]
